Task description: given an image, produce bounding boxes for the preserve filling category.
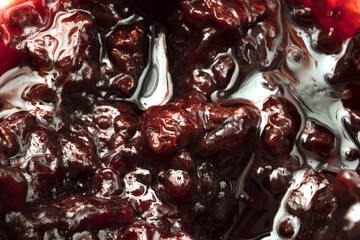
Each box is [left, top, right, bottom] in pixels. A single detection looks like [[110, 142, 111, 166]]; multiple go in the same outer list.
[[0, 0, 359, 239]]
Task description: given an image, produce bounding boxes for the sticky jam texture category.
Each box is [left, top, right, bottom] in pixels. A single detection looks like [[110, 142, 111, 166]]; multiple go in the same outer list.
[[0, 0, 359, 239]]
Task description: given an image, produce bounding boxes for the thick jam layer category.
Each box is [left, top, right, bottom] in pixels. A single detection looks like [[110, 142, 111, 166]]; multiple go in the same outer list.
[[0, 0, 360, 239]]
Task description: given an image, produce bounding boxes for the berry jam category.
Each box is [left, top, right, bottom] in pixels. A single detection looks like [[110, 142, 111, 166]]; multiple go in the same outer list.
[[0, 0, 360, 239]]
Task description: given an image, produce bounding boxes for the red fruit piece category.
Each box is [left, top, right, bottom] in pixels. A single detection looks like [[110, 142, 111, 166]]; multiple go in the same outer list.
[[0, 1, 30, 75], [286, 170, 330, 218], [26, 130, 60, 178], [5, 211, 39, 239], [0, 125, 19, 157], [1, 111, 35, 141], [164, 169, 194, 200], [330, 31, 360, 85], [287, 0, 360, 40], [111, 28, 144, 53], [204, 0, 266, 29], [112, 200, 134, 227], [0, 40, 23, 76], [6, 3, 42, 28], [142, 104, 199, 155], [0, 166, 27, 212], [0, 0, 56, 74], [300, 121, 336, 159], [268, 167, 292, 194], [212, 55, 235, 89], [333, 170, 360, 205], [57, 195, 113, 232], [112, 74, 136, 97], [197, 105, 258, 159], [292, 170, 360, 239], [191, 70, 216, 95], [0, 0, 47, 26], [113, 111, 139, 139], [171, 151, 196, 172], [342, 84, 360, 121], [25, 10, 95, 72], [106, 23, 146, 97], [92, 168, 123, 198], [277, 217, 295, 238], [260, 96, 301, 157], [0, 21, 23, 75], [182, 0, 267, 29], [59, 131, 96, 173], [180, 0, 210, 27], [92, 103, 121, 133], [123, 220, 194, 240]]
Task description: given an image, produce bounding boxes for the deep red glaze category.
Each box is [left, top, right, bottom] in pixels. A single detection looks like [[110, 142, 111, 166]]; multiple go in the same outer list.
[[0, 0, 359, 239]]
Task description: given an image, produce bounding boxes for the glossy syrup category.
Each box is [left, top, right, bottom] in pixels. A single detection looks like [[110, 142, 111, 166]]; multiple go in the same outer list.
[[0, 0, 359, 239]]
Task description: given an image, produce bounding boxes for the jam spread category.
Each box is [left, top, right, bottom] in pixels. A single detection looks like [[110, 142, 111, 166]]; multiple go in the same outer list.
[[0, 0, 360, 239]]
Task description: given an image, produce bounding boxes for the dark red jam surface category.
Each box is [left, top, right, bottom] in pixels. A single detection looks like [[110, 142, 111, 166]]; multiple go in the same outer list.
[[0, 0, 360, 239]]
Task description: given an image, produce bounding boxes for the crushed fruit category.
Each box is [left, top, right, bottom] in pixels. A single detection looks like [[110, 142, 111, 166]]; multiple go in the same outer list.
[[0, 0, 359, 239]]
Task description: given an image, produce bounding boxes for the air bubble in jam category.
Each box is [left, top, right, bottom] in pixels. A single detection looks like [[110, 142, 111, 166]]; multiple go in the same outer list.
[[0, 0, 360, 239]]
